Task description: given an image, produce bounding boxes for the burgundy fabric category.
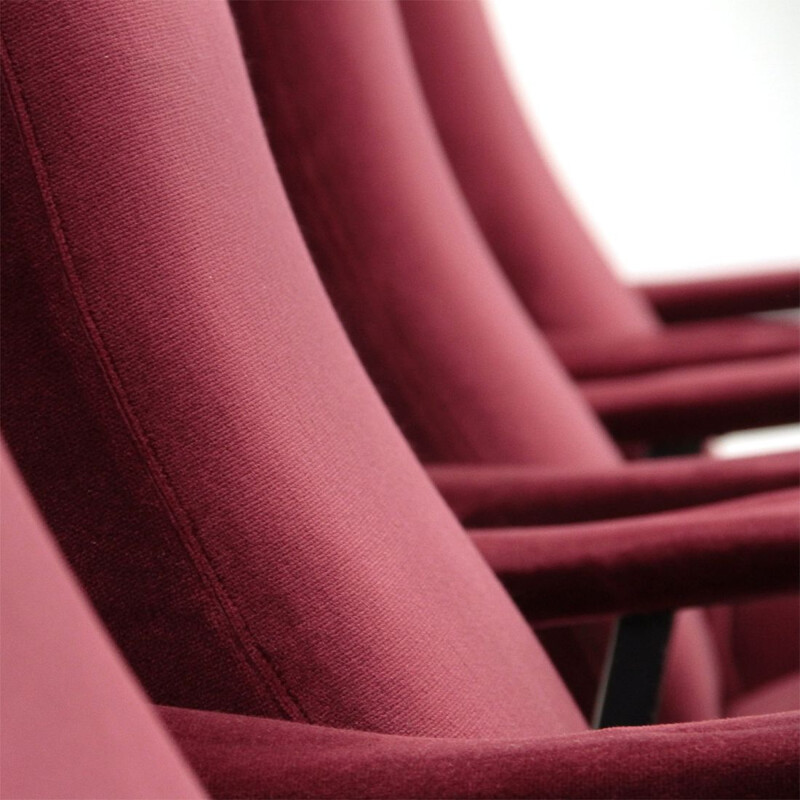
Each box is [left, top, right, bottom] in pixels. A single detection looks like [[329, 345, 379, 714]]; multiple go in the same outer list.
[[725, 594, 800, 694], [552, 318, 800, 380], [469, 491, 800, 624], [0, 0, 585, 739], [230, 0, 798, 723], [399, 0, 799, 351], [400, 0, 800, 420], [399, 0, 799, 425], [0, 446, 206, 800], [659, 609, 726, 722], [230, 0, 619, 469], [643, 270, 800, 323], [583, 354, 800, 442], [3, 440, 794, 800], [397, 0, 659, 337], [428, 450, 800, 526], [161, 705, 800, 799], [728, 674, 800, 719], [2, 3, 797, 795]]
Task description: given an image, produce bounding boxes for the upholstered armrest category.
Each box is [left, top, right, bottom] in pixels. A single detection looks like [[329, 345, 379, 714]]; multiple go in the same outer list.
[[427, 451, 799, 526], [641, 269, 800, 323], [161, 705, 799, 799], [551, 318, 798, 380], [582, 354, 799, 442], [469, 497, 799, 625]]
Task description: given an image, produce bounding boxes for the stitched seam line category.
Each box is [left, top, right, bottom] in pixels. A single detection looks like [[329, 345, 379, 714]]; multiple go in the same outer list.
[[0, 37, 310, 723]]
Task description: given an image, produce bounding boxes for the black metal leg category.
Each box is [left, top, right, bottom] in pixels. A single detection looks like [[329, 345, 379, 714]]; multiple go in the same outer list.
[[591, 440, 696, 727], [592, 610, 674, 728], [650, 439, 704, 458]]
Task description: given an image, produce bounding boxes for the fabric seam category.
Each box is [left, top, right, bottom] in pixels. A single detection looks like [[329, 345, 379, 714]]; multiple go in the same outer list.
[[0, 36, 310, 723]]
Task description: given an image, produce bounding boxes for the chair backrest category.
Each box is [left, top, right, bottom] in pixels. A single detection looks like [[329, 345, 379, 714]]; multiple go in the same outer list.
[[227, 0, 722, 723], [0, 0, 585, 739], [0, 445, 206, 799], [231, 0, 620, 468], [398, 0, 660, 338]]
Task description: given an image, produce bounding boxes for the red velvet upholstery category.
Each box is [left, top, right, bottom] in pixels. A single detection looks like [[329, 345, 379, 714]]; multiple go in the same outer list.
[[552, 318, 800, 380], [230, 0, 619, 469], [1, 0, 585, 739], [582, 354, 800, 441], [229, 0, 799, 723], [2, 1, 799, 795], [729, 675, 800, 719], [428, 450, 800, 526], [161, 705, 800, 800], [469, 491, 800, 624], [643, 271, 800, 323], [715, 593, 800, 696], [398, 0, 799, 363], [398, 0, 800, 680], [398, 0, 658, 338], [0, 445, 205, 800], [3, 437, 797, 798]]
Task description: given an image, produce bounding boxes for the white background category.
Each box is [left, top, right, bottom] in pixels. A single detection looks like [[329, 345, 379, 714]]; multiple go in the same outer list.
[[486, 0, 800, 283]]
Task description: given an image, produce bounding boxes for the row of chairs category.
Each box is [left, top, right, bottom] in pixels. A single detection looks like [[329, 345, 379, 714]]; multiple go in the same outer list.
[[2, 2, 798, 797]]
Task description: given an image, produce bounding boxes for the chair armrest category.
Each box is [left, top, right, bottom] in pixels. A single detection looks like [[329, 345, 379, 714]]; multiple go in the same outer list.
[[551, 318, 798, 380], [640, 268, 800, 323], [426, 451, 799, 526], [161, 705, 799, 799], [582, 354, 799, 442], [469, 497, 799, 625]]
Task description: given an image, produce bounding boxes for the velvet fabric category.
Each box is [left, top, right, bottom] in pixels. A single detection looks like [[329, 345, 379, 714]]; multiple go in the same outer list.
[[642, 271, 800, 323], [4, 429, 797, 798], [2, 1, 799, 795], [1, 0, 585, 739], [230, 0, 799, 723], [722, 595, 800, 693], [230, 0, 620, 469], [161, 706, 800, 800], [582, 354, 800, 442], [5, 438, 796, 800], [429, 450, 800, 526], [398, 0, 658, 338], [398, 0, 800, 356], [552, 318, 800, 380], [728, 675, 800, 718], [470, 490, 800, 624], [0, 445, 205, 800]]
